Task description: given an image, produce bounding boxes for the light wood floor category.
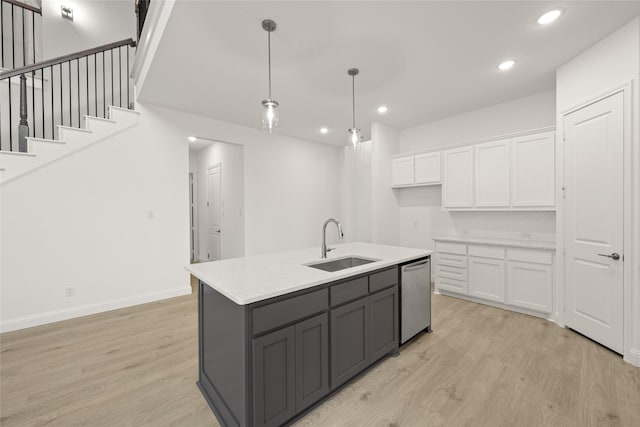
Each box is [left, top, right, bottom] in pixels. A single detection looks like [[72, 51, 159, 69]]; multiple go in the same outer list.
[[1, 280, 639, 427]]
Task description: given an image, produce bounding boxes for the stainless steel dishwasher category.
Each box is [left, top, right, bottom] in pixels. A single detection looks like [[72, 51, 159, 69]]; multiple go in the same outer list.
[[400, 257, 432, 344]]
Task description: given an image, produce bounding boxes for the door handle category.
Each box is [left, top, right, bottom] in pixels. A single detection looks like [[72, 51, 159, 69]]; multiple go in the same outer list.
[[598, 253, 620, 261]]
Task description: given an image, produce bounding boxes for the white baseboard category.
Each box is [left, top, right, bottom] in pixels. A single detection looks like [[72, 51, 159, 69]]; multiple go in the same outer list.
[[0, 286, 192, 333], [624, 347, 640, 367]]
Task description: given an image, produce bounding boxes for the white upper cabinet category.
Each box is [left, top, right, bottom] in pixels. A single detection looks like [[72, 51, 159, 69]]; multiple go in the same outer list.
[[474, 139, 510, 207], [511, 133, 555, 207], [391, 156, 414, 187], [442, 147, 474, 208], [414, 152, 441, 185]]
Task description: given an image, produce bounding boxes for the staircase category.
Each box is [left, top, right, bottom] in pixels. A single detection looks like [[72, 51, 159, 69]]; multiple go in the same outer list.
[[1, 2, 138, 186], [0, 105, 139, 185]]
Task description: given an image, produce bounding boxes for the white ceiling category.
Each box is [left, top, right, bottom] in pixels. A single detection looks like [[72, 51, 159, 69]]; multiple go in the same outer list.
[[138, 1, 640, 147]]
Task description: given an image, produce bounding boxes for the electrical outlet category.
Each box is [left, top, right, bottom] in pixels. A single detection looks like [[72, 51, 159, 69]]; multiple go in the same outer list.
[[521, 232, 533, 239], [65, 286, 75, 297]]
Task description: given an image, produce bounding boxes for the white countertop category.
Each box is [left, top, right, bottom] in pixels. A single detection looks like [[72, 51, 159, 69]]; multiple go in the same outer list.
[[186, 242, 431, 305], [433, 236, 556, 250]]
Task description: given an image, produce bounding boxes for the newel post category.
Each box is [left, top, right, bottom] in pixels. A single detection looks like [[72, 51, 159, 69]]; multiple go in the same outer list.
[[18, 74, 29, 152]]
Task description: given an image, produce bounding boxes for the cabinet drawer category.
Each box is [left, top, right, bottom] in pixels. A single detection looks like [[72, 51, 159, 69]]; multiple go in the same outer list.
[[253, 289, 329, 335], [468, 245, 505, 260], [436, 265, 468, 281], [436, 277, 468, 294], [507, 248, 553, 265], [435, 241, 467, 255], [369, 267, 398, 294], [436, 252, 467, 268], [331, 277, 368, 307]]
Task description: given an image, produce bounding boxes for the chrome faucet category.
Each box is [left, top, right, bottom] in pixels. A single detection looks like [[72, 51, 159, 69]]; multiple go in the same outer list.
[[321, 218, 344, 258]]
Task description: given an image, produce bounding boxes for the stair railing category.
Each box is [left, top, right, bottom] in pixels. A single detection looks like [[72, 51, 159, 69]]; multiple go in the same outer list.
[[0, 38, 137, 152], [1, 0, 41, 69]]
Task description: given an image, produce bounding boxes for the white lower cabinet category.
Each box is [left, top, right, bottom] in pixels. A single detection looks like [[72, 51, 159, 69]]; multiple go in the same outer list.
[[435, 239, 554, 317], [506, 261, 552, 313], [468, 257, 505, 303]]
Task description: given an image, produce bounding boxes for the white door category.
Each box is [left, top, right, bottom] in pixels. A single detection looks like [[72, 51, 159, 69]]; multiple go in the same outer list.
[[564, 91, 624, 354], [474, 139, 510, 207], [442, 147, 473, 208], [207, 165, 221, 261]]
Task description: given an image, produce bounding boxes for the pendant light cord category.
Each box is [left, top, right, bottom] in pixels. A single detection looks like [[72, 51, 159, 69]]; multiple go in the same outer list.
[[352, 74, 356, 128], [268, 31, 272, 99]]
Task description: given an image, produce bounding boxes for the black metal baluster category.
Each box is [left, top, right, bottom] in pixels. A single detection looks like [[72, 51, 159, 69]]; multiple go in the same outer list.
[[41, 68, 44, 138], [119, 46, 122, 107], [85, 55, 88, 118], [50, 65, 53, 138], [102, 52, 105, 117], [93, 53, 97, 117], [32, 10, 35, 136], [59, 63, 62, 126], [21, 7, 25, 66], [76, 59, 79, 127], [126, 45, 130, 109], [11, 4, 15, 68], [8, 76, 12, 150], [68, 60, 71, 127], [1, 1, 4, 68], [110, 49, 114, 108]]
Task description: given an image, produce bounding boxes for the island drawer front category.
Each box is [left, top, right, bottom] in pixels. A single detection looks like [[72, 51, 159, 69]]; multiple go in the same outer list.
[[369, 267, 399, 293], [253, 289, 329, 335], [331, 277, 369, 307], [435, 242, 467, 255]]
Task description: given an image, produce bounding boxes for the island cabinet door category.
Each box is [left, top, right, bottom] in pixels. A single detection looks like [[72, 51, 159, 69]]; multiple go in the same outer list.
[[330, 297, 370, 389], [295, 313, 330, 412], [252, 326, 295, 427], [369, 286, 399, 362]]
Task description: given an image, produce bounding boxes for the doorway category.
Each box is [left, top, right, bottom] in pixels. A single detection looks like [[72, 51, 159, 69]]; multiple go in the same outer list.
[[563, 91, 624, 354]]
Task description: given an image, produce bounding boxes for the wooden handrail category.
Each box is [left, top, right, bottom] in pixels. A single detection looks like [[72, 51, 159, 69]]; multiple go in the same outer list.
[[2, 0, 41, 15], [0, 38, 136, 79]]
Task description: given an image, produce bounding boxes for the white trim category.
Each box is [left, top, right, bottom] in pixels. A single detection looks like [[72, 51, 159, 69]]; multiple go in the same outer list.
[[131, 0, 176, 94], [0, 286, 191, 333], [557, 81, 638, 365], [392, 125, 556, 159]]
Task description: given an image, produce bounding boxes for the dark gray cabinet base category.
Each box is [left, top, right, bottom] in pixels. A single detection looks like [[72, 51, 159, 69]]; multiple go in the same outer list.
[[197, 264, 408, 427]]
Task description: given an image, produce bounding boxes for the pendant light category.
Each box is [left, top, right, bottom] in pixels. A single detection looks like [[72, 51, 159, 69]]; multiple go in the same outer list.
[[261, 19, 279, 133], [347, 68, 360, 147]]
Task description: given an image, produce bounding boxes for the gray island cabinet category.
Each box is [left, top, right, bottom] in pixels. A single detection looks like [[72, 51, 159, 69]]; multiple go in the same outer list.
[[197, 265, 402, 427]]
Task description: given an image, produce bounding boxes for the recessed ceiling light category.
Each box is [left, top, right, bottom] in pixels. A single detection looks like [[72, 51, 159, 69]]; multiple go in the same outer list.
[[498, 60, 515, 71], [188, 136, 197, 142], [320, 127, 329, 134], [377, 105, 388, 114], [538, 9, 563, 25]]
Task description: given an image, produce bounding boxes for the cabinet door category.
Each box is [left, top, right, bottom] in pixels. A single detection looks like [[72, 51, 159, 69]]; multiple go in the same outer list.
[[330, 297, 370, 389], [507, 261, 552, 313], [295, 313, 329, 412], [253, 326, 295, 427], [474, 139, 510, 207], [370, 286, 399, 361], [443, 147, 473, 208], [414, 152, 441, 184], [511, 133, 555, 207], [468, 257, 506, 302], [391, 156, 414, 186]]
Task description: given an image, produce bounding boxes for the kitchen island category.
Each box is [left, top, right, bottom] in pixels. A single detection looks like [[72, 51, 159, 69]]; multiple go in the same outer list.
[[186, 242, 431, 427]]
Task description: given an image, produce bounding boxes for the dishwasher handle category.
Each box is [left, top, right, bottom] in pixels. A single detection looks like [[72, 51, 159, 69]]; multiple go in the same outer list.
[[403, 260, 429, 272]]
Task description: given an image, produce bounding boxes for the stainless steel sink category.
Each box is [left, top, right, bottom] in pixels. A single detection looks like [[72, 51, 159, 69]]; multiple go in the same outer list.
[[305, 256, 379, 272]]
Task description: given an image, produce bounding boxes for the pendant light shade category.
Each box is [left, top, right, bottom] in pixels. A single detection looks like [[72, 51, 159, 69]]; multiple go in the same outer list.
[[261, 19, 279, 133], [347, 68, 360, 147]]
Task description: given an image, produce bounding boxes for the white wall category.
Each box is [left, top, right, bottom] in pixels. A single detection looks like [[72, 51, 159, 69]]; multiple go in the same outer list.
[[195, 142, 245, 261], [145, 105, 342, 257], [339, 141, 372, 243], [1, 102, 191, 332], [41, 0, 135, 59], [556, 17, 640, 367], [391, 90, 557, 250]]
